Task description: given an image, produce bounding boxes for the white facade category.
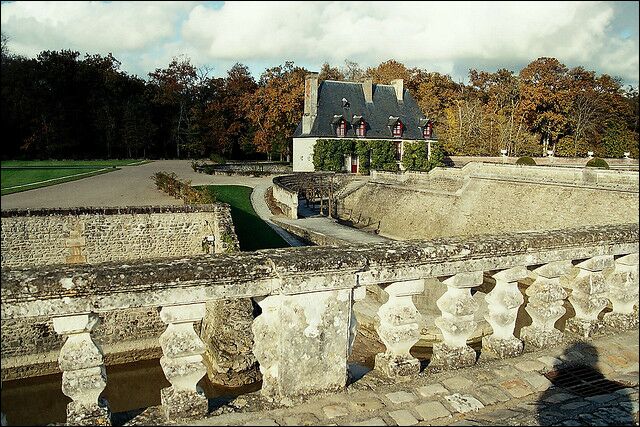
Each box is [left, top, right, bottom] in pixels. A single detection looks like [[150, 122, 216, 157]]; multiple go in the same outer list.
[[292, 137, 318, 172]]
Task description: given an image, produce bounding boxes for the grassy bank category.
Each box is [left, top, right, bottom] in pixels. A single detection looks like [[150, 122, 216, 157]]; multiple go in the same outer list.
[[200, 185, 289, 251]]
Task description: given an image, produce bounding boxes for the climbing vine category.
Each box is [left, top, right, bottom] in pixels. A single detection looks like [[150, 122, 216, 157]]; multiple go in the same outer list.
[[402, 140, 445, 172], [312, 139, 401, 174]]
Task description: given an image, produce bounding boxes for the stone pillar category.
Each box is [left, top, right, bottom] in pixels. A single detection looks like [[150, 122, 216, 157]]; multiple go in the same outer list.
[[252, 287, 365, 404], [521, 260, 572, 349], [52, 313, 110, 426], [200, 299, 260, 387], [159, 303, 208, 421], [604, 253, 639, 330], [374, 279, 424, 377], [482, 266, 528, 359], [431, 272, 482, 370], [566, 255, 614, 337]]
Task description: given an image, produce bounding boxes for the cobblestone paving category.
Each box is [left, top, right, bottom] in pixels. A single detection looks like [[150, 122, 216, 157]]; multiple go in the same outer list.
[[122, 329, 640, 426]]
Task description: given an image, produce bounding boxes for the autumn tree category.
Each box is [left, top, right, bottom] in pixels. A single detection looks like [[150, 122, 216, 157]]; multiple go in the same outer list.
[[243, 61, 307, 160], [149, 56, 198, 158], [340, 60, 365, 82], [519, 57, 571, 155], [318, 62, 344, 81], [365, 59, 411, 84]]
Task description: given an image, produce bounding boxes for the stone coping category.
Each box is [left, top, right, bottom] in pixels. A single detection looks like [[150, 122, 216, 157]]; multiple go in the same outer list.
[[273, 172, 342, 193], [0, 204, 224, 217], [1, 223, 637, 320]]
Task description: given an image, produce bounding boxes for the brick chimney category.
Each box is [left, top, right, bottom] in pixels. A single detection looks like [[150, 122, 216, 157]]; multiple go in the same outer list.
[[390, 79, 404, 102], [362, 78, 373, 103], [302, 73, 319, 134]]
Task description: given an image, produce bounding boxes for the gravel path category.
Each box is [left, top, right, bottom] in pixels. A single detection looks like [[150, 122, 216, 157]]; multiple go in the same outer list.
[[1, 160, 375, 247]]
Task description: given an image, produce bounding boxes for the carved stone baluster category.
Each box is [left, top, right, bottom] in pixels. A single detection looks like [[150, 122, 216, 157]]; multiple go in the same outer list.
[[158, 303, 208, 421], [566, 255, 614, 337], [252, 287, 365, 403], [431, 271, 483, 370], [521, 260, 572, 349], [483, 266, 528, 359], [52, 313, 110, 426], [604, 253, 639, 330], [374, 279, 424, 377]]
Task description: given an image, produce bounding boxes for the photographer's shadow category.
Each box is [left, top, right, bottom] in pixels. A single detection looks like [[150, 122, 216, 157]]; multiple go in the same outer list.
[[536, 342, 635, 425]]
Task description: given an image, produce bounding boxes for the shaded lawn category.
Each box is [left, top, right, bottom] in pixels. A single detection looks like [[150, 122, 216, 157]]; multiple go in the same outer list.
[[1, 168, 116, 195], [1, 159, 149, 167], [200, 185, 289, 251]]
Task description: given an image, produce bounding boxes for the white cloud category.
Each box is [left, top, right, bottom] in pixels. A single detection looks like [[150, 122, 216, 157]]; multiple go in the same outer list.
[[1, 1, 195, 55], [1, 1, 638, 85]]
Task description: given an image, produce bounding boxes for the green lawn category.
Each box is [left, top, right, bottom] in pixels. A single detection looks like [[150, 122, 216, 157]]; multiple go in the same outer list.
[[1, 159, 151, 196], [1, 159, 149, 167], [1, 167, 117, 195], [199, 185, 289, 251]]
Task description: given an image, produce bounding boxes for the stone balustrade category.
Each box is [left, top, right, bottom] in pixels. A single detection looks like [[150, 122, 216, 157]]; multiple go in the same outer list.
[[1, 223, 638, 425]]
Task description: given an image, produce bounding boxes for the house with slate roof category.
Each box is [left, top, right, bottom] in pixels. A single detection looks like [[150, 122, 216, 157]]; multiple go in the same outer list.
[[293, 73, 436, 172]]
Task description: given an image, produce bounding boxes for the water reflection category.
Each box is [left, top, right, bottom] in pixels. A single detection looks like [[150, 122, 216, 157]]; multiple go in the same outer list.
[[1, 358, 261, 426]]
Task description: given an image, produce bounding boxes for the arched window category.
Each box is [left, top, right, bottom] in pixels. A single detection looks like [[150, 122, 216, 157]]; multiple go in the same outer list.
[[336, 119, 347, 137], [356, 120, 366, 137], [392, 121, 403, 138]]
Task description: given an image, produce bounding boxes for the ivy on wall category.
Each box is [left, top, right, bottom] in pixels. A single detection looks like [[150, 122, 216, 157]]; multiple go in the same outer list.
[[402, 140, 445, 172], [313, 139, 445, 174]]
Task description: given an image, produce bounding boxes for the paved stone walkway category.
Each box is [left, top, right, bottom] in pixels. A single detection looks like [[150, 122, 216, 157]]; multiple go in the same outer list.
[[124, 329, 639, 426], [275, 216, 389, 245]]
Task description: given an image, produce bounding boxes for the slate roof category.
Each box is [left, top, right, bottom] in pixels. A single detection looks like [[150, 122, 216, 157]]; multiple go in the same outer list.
[[294, 80, 435, 139]]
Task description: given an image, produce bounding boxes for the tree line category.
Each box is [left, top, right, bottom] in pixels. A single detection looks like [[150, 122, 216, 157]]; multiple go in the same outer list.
[[2, 34, 638, 161]]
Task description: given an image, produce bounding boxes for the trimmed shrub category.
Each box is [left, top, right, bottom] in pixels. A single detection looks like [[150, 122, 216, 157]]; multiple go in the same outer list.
[[515, 156, 537, 166], [585, 157, 610, 169], [152, 171, 215, 204]]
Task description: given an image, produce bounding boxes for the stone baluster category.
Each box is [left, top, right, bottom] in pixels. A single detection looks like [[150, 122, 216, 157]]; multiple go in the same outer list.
[[521, 260, 572, 349], [252, 287, 365, 404], [158, 303, 208, 421], [375, 279, 424, 377], [566, 255, 614, 337], [52, 313, 110, 426], [483, 266, 528, 358], [431, 271, 483, 370], [604, 253, 639, 330]]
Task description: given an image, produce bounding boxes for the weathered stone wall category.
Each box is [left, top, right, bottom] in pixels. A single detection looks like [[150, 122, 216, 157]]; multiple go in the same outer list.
[[0, 204, 239, 380], [271, 183, 299, 219], [446, 155, 638, 169], [343, 163, 639, 240], [1, 206, 224, 268]]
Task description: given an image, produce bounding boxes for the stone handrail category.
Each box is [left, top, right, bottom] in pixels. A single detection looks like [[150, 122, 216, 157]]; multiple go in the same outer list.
[[1, 223, 638, 425]]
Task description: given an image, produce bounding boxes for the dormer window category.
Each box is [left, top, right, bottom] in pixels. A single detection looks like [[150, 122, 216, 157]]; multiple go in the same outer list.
[[423, 121, 433, 139], [388, 116, 403, 138], [392, 121, 403, 138], [337, 119, 347, 137], [332, 115, 347, 137], [419, 118, 434, 139], [352, 115, 366, 137]]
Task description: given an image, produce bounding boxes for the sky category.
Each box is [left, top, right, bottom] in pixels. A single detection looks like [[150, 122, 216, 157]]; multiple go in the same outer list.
[[1, 1, 638, 87]]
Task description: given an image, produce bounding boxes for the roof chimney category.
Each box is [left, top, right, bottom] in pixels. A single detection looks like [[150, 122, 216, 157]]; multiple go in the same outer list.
[[302, 73, 319, 134], [390, 79, 404, 102], [363, 78, 373, 103]]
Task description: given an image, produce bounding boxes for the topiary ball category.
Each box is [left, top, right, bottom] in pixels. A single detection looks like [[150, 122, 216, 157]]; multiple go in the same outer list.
[[585, 157, 609, 169], [515, 156, 537, 166]]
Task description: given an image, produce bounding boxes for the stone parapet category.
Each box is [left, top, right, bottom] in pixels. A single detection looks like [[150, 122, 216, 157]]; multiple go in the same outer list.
[[1, 223, 638, 424], [2, 224, 637, 319]]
